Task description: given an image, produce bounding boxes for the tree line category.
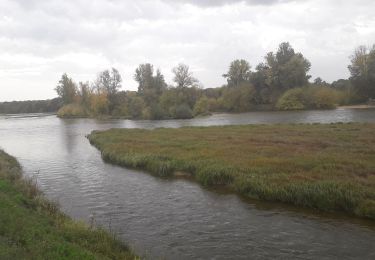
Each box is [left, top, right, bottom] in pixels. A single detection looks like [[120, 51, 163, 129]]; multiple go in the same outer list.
[[51, 42, 375, 119], [0, 98, 62, 114]]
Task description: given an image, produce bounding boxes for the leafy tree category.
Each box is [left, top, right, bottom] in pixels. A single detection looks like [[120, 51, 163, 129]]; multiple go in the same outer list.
[[134, 63, 154, 94], [221, 83, 256, 112], [90, 92, 109, 115], [134, 64, 166, 105], [265, 42, 311, 91], [94, 68, 122, 111], [348, 45, 375, 100], [128, 96, 146, 118], [78, 81, 92, 109], [55, 73, 77, 105], [223, 59, 251, 87], [172, 63, 198, 88], [250, 63, 272, 104]]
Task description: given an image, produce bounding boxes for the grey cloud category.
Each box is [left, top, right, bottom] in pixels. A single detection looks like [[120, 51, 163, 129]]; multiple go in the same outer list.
[[163, 0, 290, 7], [0, 0, 375, 101]]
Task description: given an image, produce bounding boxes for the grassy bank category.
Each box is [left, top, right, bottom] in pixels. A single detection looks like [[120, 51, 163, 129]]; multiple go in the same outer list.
[[0, 150, 137, 259], [88, 123, 375, 220]]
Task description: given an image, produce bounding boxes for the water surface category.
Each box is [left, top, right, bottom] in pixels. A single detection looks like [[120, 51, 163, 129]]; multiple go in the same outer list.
[[0, 108, 374, 259]]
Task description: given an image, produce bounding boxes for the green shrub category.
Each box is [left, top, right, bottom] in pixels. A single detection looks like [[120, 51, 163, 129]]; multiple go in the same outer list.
[[276, 86, 339, 110], [276, 88, 306, 110], [174, 104, 193, 119], [193, 96, 210, 116], [306, 86, 339, 109]]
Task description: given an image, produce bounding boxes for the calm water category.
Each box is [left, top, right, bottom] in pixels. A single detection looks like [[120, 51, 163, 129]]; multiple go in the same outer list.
[[0, 108, 375, 259]]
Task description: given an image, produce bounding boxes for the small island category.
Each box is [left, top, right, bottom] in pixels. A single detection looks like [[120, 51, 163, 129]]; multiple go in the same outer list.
[[88, 123, 375, 220]]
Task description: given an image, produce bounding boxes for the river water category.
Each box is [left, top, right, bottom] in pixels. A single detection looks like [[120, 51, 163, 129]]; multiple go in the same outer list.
[[0, 108, 375, 259]]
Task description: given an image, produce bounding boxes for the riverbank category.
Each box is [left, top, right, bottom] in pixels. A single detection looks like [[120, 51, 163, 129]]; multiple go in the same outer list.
[[88, 123, 375, 220], [0, 150, 137, 259], [339, 104, 375, 109]]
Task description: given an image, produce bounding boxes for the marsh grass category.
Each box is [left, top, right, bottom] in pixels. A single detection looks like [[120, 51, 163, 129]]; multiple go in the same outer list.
[[88, 123, 375, 219], [0, 150, 138, 259]]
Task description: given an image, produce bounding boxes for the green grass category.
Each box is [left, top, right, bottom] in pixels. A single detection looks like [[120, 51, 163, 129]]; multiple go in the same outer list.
[[0, 150, 138, 259], [87, 123, 375, 220]]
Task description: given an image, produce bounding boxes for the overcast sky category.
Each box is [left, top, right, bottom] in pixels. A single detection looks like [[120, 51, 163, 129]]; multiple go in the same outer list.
[[0, 0, 374, 101]]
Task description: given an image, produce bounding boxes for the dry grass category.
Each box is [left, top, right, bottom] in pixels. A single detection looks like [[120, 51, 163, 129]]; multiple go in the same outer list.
[[88, 123, 375, 219]]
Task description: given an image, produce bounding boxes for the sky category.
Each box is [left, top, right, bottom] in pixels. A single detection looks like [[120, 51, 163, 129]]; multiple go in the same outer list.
[[0, 0, 374, 101]]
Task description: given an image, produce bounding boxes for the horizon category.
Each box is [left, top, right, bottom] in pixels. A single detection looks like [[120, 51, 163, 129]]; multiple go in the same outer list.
[[1, 0, 374, 102]]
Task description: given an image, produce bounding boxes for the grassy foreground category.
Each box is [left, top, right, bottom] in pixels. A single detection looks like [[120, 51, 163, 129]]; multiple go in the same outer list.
[[88, 123, 375, 220], [0, 150, 137, 259]]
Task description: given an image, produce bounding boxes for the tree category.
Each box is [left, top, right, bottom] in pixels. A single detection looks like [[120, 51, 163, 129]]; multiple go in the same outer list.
[[172, 63, 198, 88], [94, 68, 122, 111], [223, 59, 251, 87], [55, 73, 77, 105], [264, 42, 311, 91], [250, 63, 272, 104], [348, 45, 375, 100], [78, 81, 92, 109], [134, 63, 155, 95], [221, 83, 256, 112], [134, 64, 166, 105]]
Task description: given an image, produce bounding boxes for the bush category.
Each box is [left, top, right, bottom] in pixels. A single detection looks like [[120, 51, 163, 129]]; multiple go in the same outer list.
[[57, 104, 88, 118], [276, 88, 306, 110], [193, 96, 210, 116], [174, 104, 193, 119], [276, 86, 339, 110], [142, 103, 166, 120], [306, 86, 339, 109], [221, 84, 256, 112]]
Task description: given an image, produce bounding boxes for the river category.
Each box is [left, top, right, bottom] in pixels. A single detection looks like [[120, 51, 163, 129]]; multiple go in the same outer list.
[[0, 108, 374, 259]]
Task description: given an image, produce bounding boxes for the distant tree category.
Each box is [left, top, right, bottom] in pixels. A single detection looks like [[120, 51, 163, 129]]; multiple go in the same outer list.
[[193, 96, 209, 116], [348, 45, 375, 100], [78, 81, 91, 109], [55, 73, 77, 105], [223, 59, 251, 87], [265, 42, 311, 91], [313, 77, 330, 87], [134, 63, 155, 94], [134, 64, 166, 105], [90, 92, 109, 115], [0, 98, 62, 114], [94, 68, 122, 111], [172, 63, 198, 88], [221, 83, 256, 112], [250, 63, 272, 104], [314, 77, 323, 85]]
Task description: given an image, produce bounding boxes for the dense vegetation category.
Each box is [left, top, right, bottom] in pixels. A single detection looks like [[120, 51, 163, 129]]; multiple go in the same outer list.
[[0, 150, 137, 259], [0, 98, 62, 114], [88, 123, 375, 219], [56, 42, 375, 119]]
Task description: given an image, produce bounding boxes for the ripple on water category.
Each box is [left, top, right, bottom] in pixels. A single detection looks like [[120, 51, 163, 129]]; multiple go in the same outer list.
[[0, 111, 375, 259]]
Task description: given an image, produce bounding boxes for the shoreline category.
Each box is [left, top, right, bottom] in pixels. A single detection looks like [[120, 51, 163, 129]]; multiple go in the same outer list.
[[338, 104, 375, 109], [0, 150, 138, 259]]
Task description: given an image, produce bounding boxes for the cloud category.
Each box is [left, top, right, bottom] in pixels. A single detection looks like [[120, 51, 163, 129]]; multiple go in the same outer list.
[[0, 0, 374, 101], [163, 0, 290, 7]]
